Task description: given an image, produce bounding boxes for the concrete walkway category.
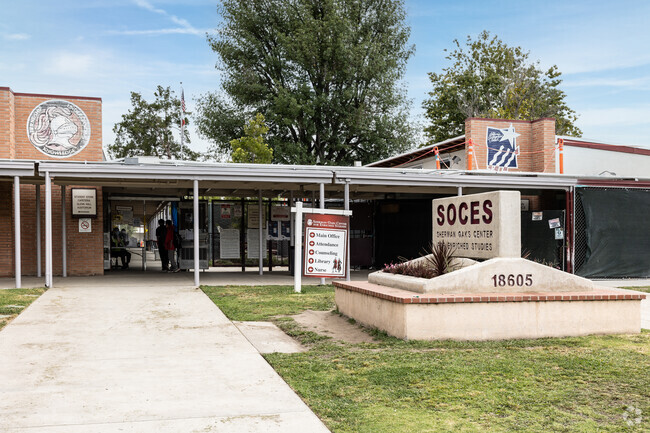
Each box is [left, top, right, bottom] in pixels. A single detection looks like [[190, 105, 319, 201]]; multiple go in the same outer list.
[[0, 267, 371, 290], [0, 282, 330, 432]]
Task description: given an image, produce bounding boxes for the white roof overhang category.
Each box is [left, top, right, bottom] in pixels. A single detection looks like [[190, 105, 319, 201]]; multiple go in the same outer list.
[[32, 160, 584, 197], [0, 160, 36, 179]]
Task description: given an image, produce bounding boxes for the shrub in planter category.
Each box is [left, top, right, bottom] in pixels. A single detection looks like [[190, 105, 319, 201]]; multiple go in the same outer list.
[[382, 241, 456, 279]]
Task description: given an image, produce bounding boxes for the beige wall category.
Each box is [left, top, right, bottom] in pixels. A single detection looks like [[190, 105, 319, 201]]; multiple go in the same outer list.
[[336, 287, 642, 341]]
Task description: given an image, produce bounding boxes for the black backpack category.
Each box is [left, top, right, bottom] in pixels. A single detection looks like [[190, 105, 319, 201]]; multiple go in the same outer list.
[[173, 231, 182, 249]]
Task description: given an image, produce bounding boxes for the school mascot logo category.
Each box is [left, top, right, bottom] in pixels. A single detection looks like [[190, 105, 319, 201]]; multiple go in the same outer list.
[[486, 124, 520, 171], [27, 100, 91, 158]]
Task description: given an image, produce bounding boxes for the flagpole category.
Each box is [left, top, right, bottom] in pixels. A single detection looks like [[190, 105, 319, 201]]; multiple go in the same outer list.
[[180, 82, 185, 160]]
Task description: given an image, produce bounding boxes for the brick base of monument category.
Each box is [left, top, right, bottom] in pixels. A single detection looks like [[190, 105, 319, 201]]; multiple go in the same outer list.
[[334, 281, 645, 341]]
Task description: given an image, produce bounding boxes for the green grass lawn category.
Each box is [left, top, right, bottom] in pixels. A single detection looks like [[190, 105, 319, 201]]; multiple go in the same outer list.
[[0, 288, 47, 331], [202, 284, 650, 433], [623, 286, 650, 293], [202, 285, 335, 321]]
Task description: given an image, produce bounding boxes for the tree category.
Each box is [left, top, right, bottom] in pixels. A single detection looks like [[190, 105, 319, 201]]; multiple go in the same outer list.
[[423, 31, 581, 145], [108, 86, 197, 160], [230, 113, 273, 163], [195, 0, 415, 165]]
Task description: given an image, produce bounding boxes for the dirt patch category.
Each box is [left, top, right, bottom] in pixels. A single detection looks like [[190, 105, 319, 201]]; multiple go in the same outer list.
[[292, 310, 375, 344]]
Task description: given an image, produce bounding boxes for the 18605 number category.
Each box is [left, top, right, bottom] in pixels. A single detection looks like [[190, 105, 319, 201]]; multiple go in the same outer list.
[[491, 274, 533, 287]]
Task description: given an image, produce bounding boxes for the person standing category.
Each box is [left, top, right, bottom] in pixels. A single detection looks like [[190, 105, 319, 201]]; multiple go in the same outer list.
[[155, 219, 169, 271], [110, 227, 131, 269], [165, 220, 180, 272], [119, 229, 131, 267]]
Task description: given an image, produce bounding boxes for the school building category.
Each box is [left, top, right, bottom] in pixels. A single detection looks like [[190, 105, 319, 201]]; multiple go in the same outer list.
[[1, 86, 649, 289]]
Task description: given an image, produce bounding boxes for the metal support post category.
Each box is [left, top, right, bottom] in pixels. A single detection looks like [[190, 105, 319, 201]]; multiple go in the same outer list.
[[240, 198, 245, 273], [558, 138, 565, 174], [319, 183, 325, 285], [142, 200, 146, 271], [289, 191, 294, 275], [193, 180, 200, 287], [36, 185, 41, 278], [344, 181, 350, 282], [61, 186, 67, 277], [45, 172, 52, 288], [293, 201, 303, 293], [208, 197, 213, 265], [457, 186, 463, 196], [258, 190, 263, 276], [268, 202, 272, 272], [14, 177, 21, 288]]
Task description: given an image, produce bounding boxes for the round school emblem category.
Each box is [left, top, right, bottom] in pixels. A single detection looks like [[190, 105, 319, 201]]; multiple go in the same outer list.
[[27, 100, 91, 158]]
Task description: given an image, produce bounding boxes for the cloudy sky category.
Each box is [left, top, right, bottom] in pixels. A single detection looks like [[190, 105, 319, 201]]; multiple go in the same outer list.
[[2, 0, 649, 156]]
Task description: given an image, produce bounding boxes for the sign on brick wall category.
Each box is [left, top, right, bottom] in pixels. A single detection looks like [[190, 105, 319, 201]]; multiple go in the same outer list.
[[487, 124, 520, 171], [27, 100, 91, 158], [71, 188, 97, 217]]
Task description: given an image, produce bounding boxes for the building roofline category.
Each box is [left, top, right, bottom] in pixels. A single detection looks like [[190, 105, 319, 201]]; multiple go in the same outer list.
[[366, 135, 465, 168], [0, 86, 102, 102], [32, 159, 588, 191], [559, 136, 650, 157]]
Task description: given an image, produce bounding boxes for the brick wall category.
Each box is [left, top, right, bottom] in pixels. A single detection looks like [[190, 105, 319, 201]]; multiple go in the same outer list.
[[0, 182, 13, 276], [464, 117, 557, 173], [0, 183, 104, 278], [531, 118, 556, 173], [1, 87, 105, 278], [0, 88, 16, 159], [521, 195, 542, 211]]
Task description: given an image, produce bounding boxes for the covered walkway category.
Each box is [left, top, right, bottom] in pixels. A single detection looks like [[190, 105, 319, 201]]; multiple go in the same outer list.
[[3, 157, 582, 290]]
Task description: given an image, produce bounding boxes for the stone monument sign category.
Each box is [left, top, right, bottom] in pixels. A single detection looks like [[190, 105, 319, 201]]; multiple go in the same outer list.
[[432, 191, 520, 259]]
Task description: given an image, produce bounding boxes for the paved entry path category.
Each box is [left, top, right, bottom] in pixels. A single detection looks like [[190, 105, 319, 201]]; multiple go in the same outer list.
[[0, 284, 330, 433]]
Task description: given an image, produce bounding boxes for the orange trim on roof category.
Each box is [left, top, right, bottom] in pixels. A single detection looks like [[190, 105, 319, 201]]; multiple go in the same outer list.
[[564, 140, 650, 157]]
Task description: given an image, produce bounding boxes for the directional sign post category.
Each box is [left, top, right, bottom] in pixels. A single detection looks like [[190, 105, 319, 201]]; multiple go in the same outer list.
[[292, 201, 352, 293]]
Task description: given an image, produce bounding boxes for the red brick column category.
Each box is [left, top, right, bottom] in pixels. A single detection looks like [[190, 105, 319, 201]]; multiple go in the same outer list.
[[531, 118, 557, 173], [0, 87, 16, 159], [465, 117, 556, 173]]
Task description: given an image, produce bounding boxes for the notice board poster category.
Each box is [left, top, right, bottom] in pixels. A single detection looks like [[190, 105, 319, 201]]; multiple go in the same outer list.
[[220, 204, 232, 219], [303, 213, 349, 278], [247, 205, 267, 229], [220, 229, 240, 259], [271, 205, 290, 221], [246, 228, 268, 259]]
